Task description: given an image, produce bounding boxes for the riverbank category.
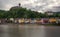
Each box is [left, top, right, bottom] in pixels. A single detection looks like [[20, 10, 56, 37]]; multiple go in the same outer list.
[[0, 23, 60, 26]]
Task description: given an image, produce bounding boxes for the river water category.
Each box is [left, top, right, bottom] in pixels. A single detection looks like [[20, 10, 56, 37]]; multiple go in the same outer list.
[[0, 24, 60, 37]]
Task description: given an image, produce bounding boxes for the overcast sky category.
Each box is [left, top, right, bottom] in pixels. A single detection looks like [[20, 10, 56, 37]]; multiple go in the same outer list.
[[0, 0, 60, 12]]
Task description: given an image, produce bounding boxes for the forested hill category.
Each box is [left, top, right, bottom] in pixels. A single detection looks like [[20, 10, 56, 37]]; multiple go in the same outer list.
[[0, 6, 60, 18]]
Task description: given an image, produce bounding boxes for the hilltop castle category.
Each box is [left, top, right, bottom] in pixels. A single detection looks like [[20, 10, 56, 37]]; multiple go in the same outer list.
[[10, 3, 21, 10]]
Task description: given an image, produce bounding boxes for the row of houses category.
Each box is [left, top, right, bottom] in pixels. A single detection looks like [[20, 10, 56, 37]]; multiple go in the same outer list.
[[0, 18, 60, 24]]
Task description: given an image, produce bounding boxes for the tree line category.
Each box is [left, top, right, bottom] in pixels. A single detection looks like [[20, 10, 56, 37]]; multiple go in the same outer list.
[[0, 6, 60, 18]]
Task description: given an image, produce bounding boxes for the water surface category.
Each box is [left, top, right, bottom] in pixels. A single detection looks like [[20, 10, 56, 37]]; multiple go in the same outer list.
[[0, 24, 60, 37]]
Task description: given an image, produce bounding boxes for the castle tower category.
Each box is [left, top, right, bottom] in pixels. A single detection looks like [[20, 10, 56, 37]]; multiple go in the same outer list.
[[18, 3, 21, 7]]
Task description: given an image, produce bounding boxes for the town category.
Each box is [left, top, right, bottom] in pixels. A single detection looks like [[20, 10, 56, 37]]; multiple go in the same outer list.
[[0, 3, 60, 26], [0, 0, 60, 37], [0, 18, 60, 25]]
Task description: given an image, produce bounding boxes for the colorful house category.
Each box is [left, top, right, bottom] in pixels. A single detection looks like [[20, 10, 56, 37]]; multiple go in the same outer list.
[[24, 18, 31, 24], [49, 18, 57, 23], [18, 18, 24, 23], [36, 18, 49, 24], [30, 18, 36, 24]]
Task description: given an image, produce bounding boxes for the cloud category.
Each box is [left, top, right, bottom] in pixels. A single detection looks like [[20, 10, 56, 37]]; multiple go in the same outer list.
[[0, 0, 60, 12]]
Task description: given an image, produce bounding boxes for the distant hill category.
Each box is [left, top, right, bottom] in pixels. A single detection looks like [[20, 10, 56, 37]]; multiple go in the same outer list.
[[0, 5, 60, 18]]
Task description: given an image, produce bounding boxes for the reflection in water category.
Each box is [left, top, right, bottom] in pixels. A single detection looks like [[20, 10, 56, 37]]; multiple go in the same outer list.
[[0, 25, 20, 37], [0, 25, 9, 37], [0, 24, 45, 37], [19, 25, 45, 37], [0, 24, 60, 37], [45, 26, 60, 37]]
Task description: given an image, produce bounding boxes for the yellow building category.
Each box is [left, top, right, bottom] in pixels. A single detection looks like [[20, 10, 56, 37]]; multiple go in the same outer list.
[[49, 18, 57, 23], [18, 18, 24, 23]]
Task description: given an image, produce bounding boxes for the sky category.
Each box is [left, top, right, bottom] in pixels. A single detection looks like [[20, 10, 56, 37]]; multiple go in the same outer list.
[[0, 0, 60, 12]]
